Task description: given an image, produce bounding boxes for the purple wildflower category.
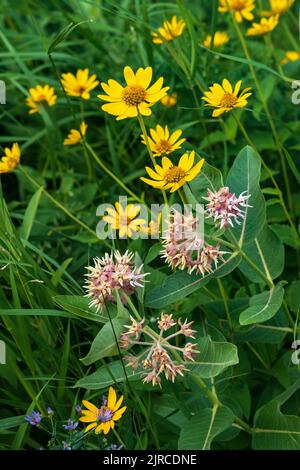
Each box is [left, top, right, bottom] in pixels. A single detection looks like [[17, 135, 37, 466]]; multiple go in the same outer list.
[[62, 419, 79, 431], [75, 404, 82, 413], [25, 410, 42, 426]]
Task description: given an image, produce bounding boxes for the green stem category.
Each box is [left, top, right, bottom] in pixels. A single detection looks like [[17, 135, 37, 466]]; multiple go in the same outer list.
[[232, 18, 294, 217], [19, 166, 98, 239], [79, 99, 92, 180], [217, 278, 233, 333], [232, 113, 299, 242], [85, 143, 143, 203]]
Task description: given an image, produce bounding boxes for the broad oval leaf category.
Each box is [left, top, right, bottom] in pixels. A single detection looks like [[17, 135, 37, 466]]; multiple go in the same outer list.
[[239, 224, 284, 283], [145, 252, 241, 309], [81, 317, 128, 366], [226, 146, 266, 246], [179, 406, 235, 450], [239, 281, 285, 326], [75, 360, 141, 389], [190, 336, 239, 378]]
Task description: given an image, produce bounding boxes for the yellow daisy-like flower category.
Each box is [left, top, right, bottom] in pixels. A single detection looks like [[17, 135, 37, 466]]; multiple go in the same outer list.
[[202, 79, 252, 118], [102, 202, 147, 238], [218, 0, 255, 23], [203, 32, 230, 48], [160, 92, 177, 107], [61, 69, 99, 100], [26, 85, 57, 114], [63, 122, 88, 146], [79, 387, 126, 435], [141, 125, 186, 157], [98, 66, 169, 120], [281, 50, 300, 65], [246, 15, 279, 36], [269, 0, 294, 14], [0, 143, 21, 174], [140, 151, 204, 193], [152, 16, 186, 44]]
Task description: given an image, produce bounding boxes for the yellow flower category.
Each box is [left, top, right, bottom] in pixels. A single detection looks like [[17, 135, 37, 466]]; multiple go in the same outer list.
[[140, 212, 162, 237], [281, 50, 300, 64], [64, 122, 88, 146], [98, 66, 169, 120], [152, 16, 186, 44], [141, 125, 186, 157], [26, 85, 57, 114], [246, 15, 279, 36], [79, 387, 126, 435], [102, 202, 147, 238], [140, 151, 204, 193], [0, 143, 21, 174], [218, 0, 255, 23], [61, 69, 99, 99], [203, 32, 230, 48], [202, 79, 252, 118], [269, 0, 294, 14], [160, 92, 177, 107]]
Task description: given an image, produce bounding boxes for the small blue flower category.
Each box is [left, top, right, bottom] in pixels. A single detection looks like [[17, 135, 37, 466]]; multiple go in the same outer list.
[[75, 404, 82, 413], [25, 410, 42, 426], [62, 419, 79, 431], [47, 407, 54, 416]]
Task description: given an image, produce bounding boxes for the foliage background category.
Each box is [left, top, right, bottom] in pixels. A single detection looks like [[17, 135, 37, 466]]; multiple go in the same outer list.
[[0, 0, 300, 450]]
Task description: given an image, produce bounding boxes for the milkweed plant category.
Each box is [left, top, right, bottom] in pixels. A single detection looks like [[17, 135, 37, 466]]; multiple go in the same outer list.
[[0, 0, 300, 452]]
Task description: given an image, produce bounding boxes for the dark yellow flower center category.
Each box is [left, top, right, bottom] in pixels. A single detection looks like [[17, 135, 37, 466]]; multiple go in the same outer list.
[[122, 85, 146, 106], [232, 0, 247, 10], [220, 92, 238, 108], [119, 215, 131, 226], [36, 94, 46, 103], [164, 166, 185, 184], [156, 139, 172, 154]]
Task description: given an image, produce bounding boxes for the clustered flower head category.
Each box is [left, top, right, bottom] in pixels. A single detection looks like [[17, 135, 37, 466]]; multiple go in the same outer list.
[[98, 66, 169, 120], [204, 186, 251, 229], [0, 143, 21, 174], [246, 15, 279, 36], [121, 313, 198, 386], [79, 387, 126, 435], [141, 124, 186, 157], [64, 121, 88, 146], [26, 84, 57, 114], [161, 210, 226, 276], [61, 68, 99, 100], [202, 79, 252, 118], [84, 250, 149, 311], [218, 0, 255, 23], [140, 151, 204, 193], [152, 16, 186, 44], [203, 31, 230, 48], [102, 202, 147, 238]]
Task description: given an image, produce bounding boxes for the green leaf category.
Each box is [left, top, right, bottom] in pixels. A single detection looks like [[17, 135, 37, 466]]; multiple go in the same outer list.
[[226, 146, 266, 246], [271, 224, 300, 249], [145, 252, 241, 308], [239, 224, 284, 283], [19, 186, 43, 241], [53, 295, 107, 323], [253, 380, 300, 449], [80, 317, 128, 366], [239, 282, 285, 326], [286, 280, 300, 313], [190, 336, 239, 378], [75, 360, 141, 389], [189, 160, 224, 196], [179, 406, 235, 450]]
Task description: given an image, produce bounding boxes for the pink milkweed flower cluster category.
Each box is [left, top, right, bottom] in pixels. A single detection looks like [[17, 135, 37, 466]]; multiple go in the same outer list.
[[121, 313, 198, 387], [84, 250, 149, 312], [161, 210, 226, 276], [204, 186, 251, 229]]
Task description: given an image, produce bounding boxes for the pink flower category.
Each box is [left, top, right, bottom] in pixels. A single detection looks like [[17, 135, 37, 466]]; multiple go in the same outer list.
[[204, 186, 251, 229], [84, 250, 149, 311]]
